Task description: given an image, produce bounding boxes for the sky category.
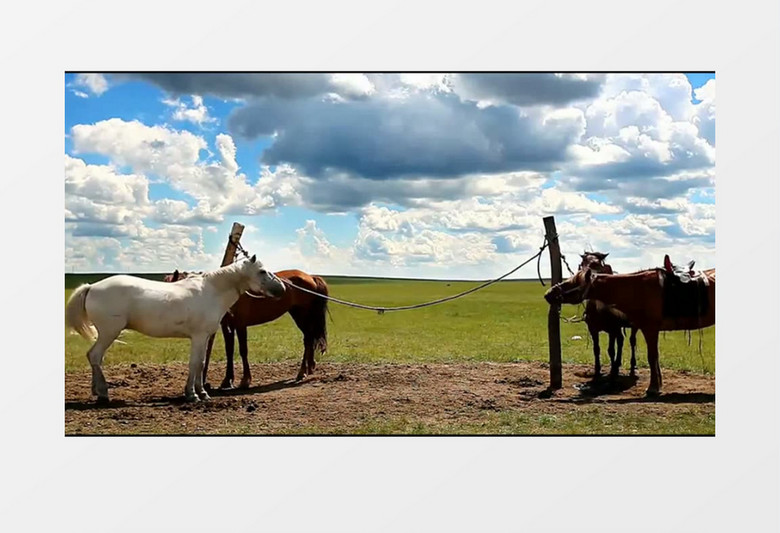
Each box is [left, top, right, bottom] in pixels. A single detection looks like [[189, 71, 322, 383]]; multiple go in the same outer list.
[[64, 72, 715, 278]]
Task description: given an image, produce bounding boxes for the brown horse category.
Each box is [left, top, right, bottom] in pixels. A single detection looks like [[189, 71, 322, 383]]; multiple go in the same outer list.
[[545, 255, 715, 396], [167, 268, 329, 388], [578, 252, 638, 379]]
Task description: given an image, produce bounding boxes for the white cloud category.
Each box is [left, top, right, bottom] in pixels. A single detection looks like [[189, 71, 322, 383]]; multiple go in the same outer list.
[[692, 79, 716, 146], [71, 118, 207, 175], [398, 73, 451, 92], [69, 120, 303, 222], [64, 155, 151, 236], [328, 74, 375, 99], [64, 74, 715, 276], [73, 73, 109, 97], [354, 226, 497, 267], [163, 95, 217, 126]]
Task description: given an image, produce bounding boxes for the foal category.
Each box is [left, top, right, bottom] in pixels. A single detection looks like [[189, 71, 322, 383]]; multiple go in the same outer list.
[[579, 252, 638, 379]]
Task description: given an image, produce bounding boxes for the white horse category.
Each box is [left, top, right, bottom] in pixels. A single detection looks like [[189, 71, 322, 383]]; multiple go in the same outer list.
[[65, 256, 286, 404]]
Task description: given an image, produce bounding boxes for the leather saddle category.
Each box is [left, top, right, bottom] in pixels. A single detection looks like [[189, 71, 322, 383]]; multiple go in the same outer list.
[[660, 255, 709, 318], [663, 254, 699, 283]]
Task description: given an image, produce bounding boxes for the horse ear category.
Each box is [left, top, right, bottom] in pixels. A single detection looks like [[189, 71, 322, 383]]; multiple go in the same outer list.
[[250, 254, 256, 263], [602, 253, 609, 260], [173, 269, 180, 282]]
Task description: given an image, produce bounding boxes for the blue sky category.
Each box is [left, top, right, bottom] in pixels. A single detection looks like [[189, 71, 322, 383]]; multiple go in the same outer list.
[[65, 73, 715, 278]]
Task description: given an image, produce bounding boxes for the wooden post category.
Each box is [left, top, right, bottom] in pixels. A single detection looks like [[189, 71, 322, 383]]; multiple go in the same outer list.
[[221, 222, 245, 267], [544, 216, 563, 390], [204, 222, 246, 388]]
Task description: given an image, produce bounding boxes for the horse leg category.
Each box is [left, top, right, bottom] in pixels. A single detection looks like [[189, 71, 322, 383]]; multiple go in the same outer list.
[[643, 329, 662, 396], [203, 333, 215, 391], [609, 329, 624, 379], [589, 326, 602, 378], [629, 328, 638, 377], [86, 326, 122, 404], [220, 321, 236, 390], [606, 333, 616, 377], [304, 335, 316, 376], [288, 308, 310, 381], [186, 334, 211, 402], [237, 326, 252, 389]]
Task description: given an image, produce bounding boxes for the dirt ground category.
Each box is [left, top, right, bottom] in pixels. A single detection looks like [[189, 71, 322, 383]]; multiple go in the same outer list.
[[64, 361, 715, 435], [65, 362, 715, 435]]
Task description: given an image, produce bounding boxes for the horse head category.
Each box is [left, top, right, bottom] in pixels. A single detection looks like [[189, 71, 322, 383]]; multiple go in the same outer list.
[[545, 268, 595, 305], [239, 255, 286, 298], [579, 251, 613, 274]]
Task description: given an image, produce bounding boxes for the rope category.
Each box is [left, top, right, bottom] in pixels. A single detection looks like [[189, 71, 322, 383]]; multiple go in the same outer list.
[[262, 241, 550, 314], [537, 232, 575, 286], [536, 237, 546, 286], [282, 243, 549, 313], [560, 253, 575, 276]]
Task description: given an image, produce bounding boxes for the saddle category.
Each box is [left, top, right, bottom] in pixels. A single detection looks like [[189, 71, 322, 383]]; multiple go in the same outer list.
[[663, 255, 698, 283], [659, 255, 709, 318]]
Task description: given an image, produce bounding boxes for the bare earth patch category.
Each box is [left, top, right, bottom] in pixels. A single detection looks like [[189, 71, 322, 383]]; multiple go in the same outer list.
[[64, 361, 715, 435]]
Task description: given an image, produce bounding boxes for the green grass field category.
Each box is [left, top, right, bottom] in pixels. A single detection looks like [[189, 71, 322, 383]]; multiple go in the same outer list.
[[64, 275, 715, 374], [64, 274, 715, 434]]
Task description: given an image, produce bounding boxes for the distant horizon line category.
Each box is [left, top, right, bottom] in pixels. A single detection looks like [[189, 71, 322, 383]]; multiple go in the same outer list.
[[63, 271, 548, 283]]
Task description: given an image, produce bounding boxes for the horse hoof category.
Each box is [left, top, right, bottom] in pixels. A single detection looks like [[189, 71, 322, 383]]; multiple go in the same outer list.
[[185, 395, 200, 403], [219, 381, 235, 390], [204, 382, 212, 392], [198, 392, 211, 401], [238, 380, 251, 389], [645, 388, 661, 398], [96, 396, 110, 406]]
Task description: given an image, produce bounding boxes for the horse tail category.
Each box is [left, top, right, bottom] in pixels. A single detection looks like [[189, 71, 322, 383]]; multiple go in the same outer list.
[[309, 276, 329, 355], [65, 284, 97, 342]]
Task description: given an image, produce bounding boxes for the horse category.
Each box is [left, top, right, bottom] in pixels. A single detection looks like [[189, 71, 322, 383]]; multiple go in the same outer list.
[[65, 256, 286, 404], [578, 252, 638, 379], [544, 255, 715, 396], [167, 268, 329, 388]]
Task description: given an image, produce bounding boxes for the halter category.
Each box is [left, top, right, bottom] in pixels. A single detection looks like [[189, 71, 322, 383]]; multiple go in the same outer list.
[[553, 271, 593, 302]]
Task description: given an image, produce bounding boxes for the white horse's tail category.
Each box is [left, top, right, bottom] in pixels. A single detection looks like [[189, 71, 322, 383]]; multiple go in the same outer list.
[[65, 284, 97, 342]]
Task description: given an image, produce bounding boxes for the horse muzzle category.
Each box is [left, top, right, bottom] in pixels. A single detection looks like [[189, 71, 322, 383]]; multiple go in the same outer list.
[[544, 286, 561, 304]]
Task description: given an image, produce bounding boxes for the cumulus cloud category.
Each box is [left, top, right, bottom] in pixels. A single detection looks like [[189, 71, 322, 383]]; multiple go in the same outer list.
[[229, 93, 584, 180], [692, 79, 716, 146], [163, 95, 217, 126], [354, 225, 498, 267], [118, 73, 375, 101], [450, 73, 605, 107], [65, 73, 715, 276], [65, 155, 151, 235], [71, 118, 207, 174], [69, 120, 301, 221], [71, 73, 109, 97]]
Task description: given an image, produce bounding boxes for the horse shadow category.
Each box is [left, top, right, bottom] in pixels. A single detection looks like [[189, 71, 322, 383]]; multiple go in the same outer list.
[[64, 399, 131, 411], [552, 374, 714, 405], [206, 378, 307, 398], [65, 378, 314, 410], [574, 374, 640, 397]]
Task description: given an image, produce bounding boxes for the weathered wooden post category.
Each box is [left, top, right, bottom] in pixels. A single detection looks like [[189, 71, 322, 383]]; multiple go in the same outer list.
[[204, 222, 246, 385], [221, 222, 246, 267], [544, 216, 563, 390]]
